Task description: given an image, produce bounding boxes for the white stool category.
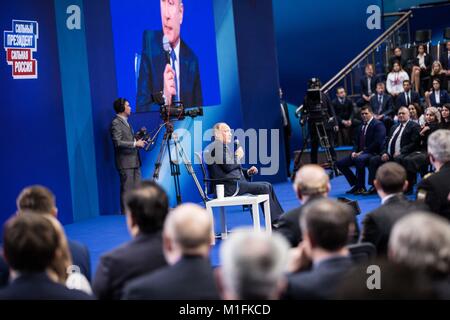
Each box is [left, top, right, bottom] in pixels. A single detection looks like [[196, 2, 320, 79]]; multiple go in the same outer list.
[[205, 194, 272, 245]]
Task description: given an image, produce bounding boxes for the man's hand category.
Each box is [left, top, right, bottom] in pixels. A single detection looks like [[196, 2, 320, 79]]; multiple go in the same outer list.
[[163, 64, 176, 106], [235, 146, 244, 160], [135, 139, 147, 148], [286, 241, 312, 273], [247, 166, 258, 176], [420, 126, 430, 136], [351, 152, 362, 159], [381, 153, 389, 162]]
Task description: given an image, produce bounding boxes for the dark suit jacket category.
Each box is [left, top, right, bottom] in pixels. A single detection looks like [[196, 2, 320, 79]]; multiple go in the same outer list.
[[285, 256, 354, 300], [68, 240, 91, 282], [332, 97, 355, 125], [353, 118, 386, 154], [413, 54, 432, 72], [0, 272, 93, 300], [440, 50, 450, 70], [92, 232, 166, 300], [360, 75, 378, 97], [382, 121, 420, 156], [122, 255, 220, 300], [360, 194, 428, 256], [136, 30, 203, 111], [429, 90, 449, 108], [417, 162, 450, 221], [395, 90, 420, 109], [428, 74, 448, 91], [110, 116, 141, 170], [370, 94, 394, 117]]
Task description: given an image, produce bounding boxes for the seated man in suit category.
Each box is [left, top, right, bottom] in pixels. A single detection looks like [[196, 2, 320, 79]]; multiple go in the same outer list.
[[337, 105, 386, 195], [219, 228, 289, 300], [439, 41, 450, 90], [0, 214, 92, 300], [395, 80, 420, 110], [360, 162, 427, 256], [136, 0, 202, 111], [93, 181, 168, 300], [332, 87, 359, 145], [370, 82, 395, 131], [12, 186, 91, 281], [284, 199, 355, 300], [205, 122, 284, 223], [367, 107, 420, 194], [123, 204, 220, 300], [357, 64, 377, 107]]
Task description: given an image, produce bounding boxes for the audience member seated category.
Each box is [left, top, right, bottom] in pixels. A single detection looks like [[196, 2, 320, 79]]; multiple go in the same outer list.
[[389, 213, 450, 299], [0, 214, 92, 300], [367, 107, 420, 195], [403, 107, 441, 183], [370, 82, 395, 131], [416, 130, 450, 220], [337, 105, 386, 195], [425, 78, 449, 109], [332, 87, 359, 145], [439, 41, 450, 89], [218, 228, 289, 300], [360, 163, 427, 256], [411, 44, 432, 93], [284, 199, 355, 300], [388, 47, 408, 72], [426, 61, 447, 91], [396, 80, 420, 110], [408, 103, 422, 124], [386, 62, 410, 106], [122, 204, 220, 300], [441, 104, 450, 129], [205, 122, 284, 224], [357, 63, 378, 107], [93, 181, 168, 300], [15, 186, 91, 281]]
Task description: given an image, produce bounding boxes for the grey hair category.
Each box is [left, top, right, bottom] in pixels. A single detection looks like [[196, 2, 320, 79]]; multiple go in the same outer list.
[[427, 129, 450, 163], [389, 212, 450, 277], [220, 228, 289, 300]]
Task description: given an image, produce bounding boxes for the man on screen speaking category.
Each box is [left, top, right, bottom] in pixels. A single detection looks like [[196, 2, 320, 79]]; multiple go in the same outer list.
[[136, 0, 203, 111]]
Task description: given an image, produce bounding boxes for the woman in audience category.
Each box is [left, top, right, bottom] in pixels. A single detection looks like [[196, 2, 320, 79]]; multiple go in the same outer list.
[[427, 61, 447, 91], [441, 104, 450, 130], [425, 78, 449, 109], [411, 44, 432, 93], [404, 106, 441, 179], [408, 103, 422, 124], [387, 62, 409, 105]]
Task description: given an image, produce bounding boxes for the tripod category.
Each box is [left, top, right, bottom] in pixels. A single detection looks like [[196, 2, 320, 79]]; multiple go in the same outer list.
[[152, 121, 207, 205], [293, 120, 339, 179]]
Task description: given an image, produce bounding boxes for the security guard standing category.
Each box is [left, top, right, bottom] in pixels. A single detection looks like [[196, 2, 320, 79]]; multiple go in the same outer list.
[[416, 130, 450, 221]]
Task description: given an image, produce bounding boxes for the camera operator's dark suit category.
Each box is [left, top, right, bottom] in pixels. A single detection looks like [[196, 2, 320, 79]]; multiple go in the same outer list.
[[205, 140, 283, 223], [110, 115, 141, 213], [302, 93, 338, 164]]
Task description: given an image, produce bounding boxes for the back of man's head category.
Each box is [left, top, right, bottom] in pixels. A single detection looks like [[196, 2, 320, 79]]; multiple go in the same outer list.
[[124, 181, 169, 234], [375, 162, 407, 194], [220, 228, 289, 300], [428, 130, 450, 164], [300, 199, 353, 252], [16, 185, 56, 215], [389, 212, 450, 279], [3, 214, 58, 274], [164, 203, 212, 257], [294, 165, 330, 201]]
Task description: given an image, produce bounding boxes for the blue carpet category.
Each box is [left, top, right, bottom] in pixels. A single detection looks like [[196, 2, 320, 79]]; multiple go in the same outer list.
[[64, 174, 390, 279]]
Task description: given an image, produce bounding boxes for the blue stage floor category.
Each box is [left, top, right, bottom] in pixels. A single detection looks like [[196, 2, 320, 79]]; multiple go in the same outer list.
[[64, 175, 389, 279]]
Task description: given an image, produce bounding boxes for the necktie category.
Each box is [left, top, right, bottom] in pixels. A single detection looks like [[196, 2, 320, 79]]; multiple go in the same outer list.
[[359, 123, 367, 151], [378, 95, 383, 113], [170, 50, 179, 102], [368, 78, 372, 95], [389, 124, 403, 156], [406, 92, 410, 106]]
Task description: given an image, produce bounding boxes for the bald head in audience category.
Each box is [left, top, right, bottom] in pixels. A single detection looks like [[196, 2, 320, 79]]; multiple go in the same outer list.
[[294, 165, 330, 203], [163, 203, 213, 265]]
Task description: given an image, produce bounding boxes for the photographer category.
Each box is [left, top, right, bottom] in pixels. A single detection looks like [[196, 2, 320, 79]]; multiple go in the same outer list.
[[301, 78, 339, 164]]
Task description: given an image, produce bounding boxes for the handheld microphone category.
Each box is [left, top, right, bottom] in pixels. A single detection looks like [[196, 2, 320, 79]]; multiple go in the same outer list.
[[162, 35, 171, 65]]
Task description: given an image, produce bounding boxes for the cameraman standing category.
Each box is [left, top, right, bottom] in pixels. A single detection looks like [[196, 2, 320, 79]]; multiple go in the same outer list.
[[110, 98, 147, 214], [301, 78, 339, 164]]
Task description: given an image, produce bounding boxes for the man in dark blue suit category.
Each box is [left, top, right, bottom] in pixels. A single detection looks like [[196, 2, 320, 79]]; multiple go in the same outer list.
[[123, 204, 220, 300], [15, 186, 91, 281], [93, 181, 168, 300], [136, 0, 202, 111], [0, 215, 92, 300], [284, 199, 355, 300], [357, 64, 378, 107], [336, 106, 386, 195], [370, 82, 395, 131], [396, 80, 420, 109]]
